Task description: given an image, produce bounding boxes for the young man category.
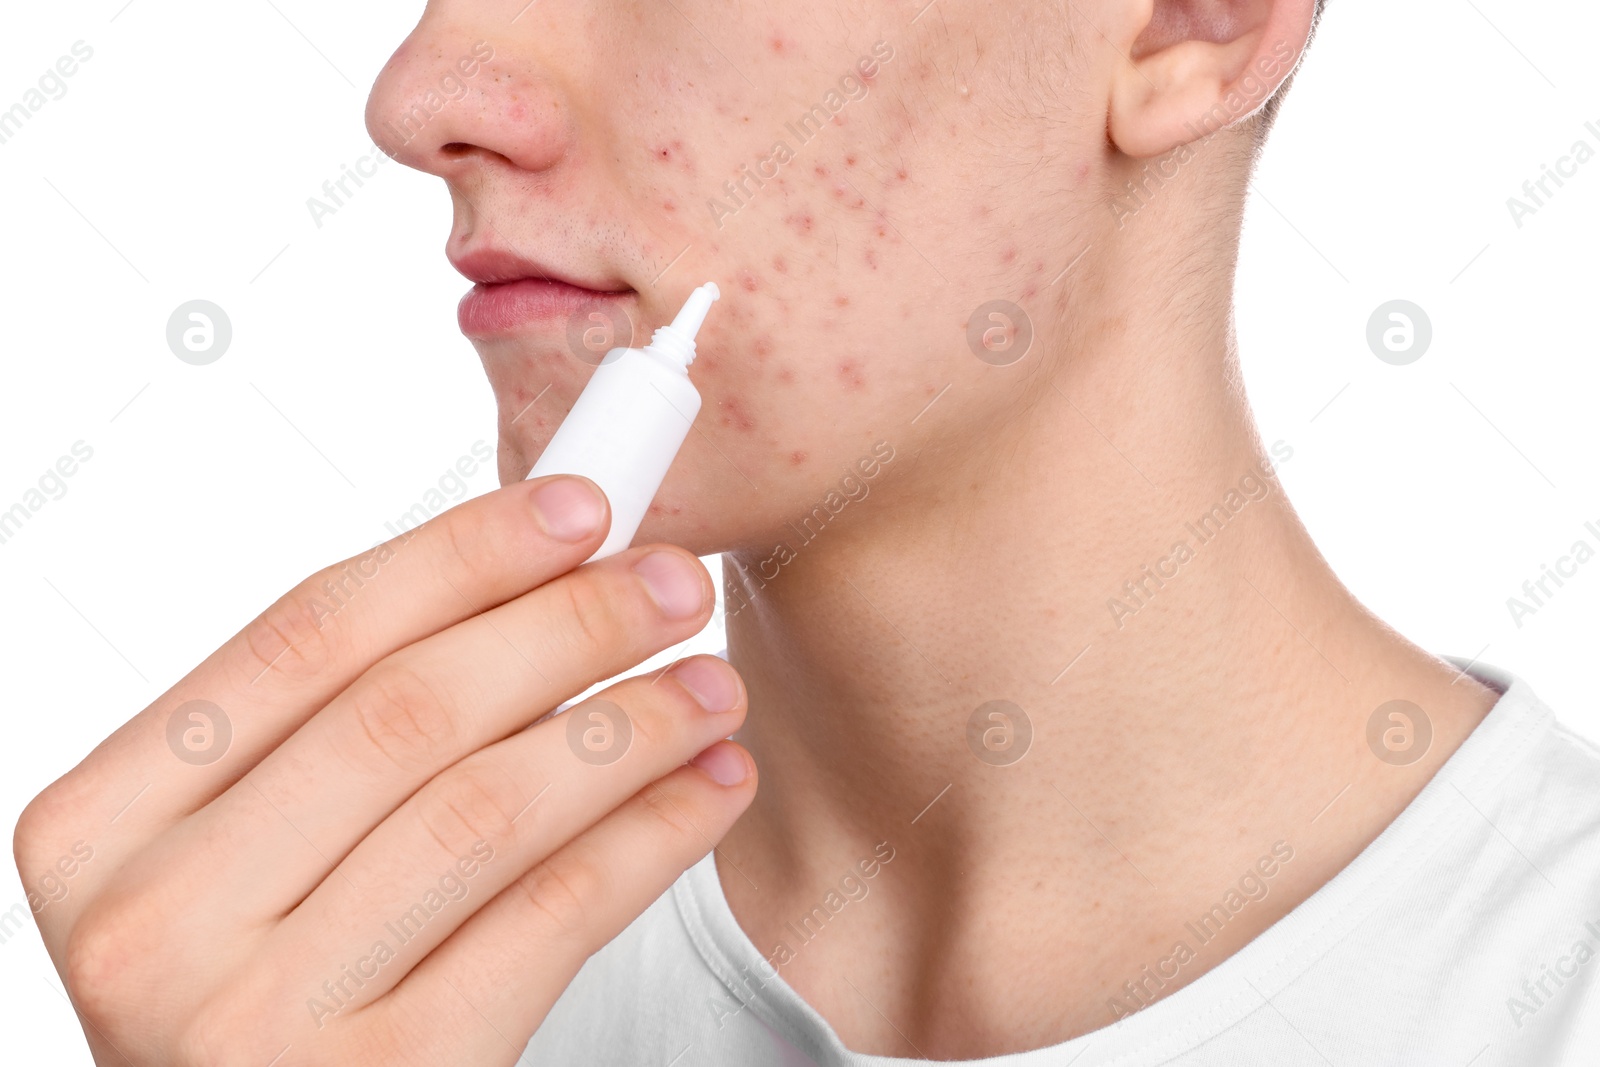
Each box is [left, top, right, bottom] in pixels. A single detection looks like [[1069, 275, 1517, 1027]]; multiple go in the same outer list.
[[17, 0, 1600, 1063]]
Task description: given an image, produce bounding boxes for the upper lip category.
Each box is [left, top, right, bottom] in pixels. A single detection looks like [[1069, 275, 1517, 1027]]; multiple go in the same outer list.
[[448, 246, 632, 292]]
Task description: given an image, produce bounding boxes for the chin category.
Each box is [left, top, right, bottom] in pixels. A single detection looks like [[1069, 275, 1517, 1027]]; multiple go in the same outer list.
[[636, 499, 721, 556], [494, 436, 537, 487]]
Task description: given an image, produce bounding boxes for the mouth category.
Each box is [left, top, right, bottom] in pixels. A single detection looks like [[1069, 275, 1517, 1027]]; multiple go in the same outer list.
[[451, 247, 635, 339]]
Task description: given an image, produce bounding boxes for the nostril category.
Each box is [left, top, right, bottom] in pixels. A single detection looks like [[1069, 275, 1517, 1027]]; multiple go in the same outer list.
[[441, 142, 475, 157]]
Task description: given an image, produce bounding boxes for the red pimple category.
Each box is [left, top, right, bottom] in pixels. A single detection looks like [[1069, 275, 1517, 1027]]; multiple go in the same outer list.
[[785, 211, 814, 235], [754, 336, 774, 360], [790, 450, 808, 465], [837, 360, 866, 390], [1001, 246, 1017, 264], [865, 249, 879, 269], [834, 294, 850, 307], [719, 398, 757, 432], [845, 154, 857, 167], [772, 255, 789, 273], [814, 164, 828, 178], [738, 270, 761, 293], [777, 367, 796, 384], [896, 167, 908, 181]]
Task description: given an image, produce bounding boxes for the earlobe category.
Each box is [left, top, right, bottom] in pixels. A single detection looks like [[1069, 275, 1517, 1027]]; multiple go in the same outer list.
[[1107, 0, 1315, 159]]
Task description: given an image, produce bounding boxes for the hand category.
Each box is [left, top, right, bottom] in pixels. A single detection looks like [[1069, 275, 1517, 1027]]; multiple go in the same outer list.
[[12, 475, 756, 1065]]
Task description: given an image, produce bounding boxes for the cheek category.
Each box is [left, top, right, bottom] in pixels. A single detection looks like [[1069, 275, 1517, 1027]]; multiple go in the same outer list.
[[634, 42, 1005, 469]]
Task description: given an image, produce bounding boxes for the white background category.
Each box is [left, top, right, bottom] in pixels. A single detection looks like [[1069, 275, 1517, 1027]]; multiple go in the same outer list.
[[1, 0, 1595, 1056]]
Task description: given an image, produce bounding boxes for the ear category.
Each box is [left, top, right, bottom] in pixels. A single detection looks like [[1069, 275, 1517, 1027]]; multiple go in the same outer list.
[[1108, 0, 1317, 159]]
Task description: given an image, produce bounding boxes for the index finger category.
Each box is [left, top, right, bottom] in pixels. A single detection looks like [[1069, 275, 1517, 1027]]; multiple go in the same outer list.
[[39, 474, 612, 851]]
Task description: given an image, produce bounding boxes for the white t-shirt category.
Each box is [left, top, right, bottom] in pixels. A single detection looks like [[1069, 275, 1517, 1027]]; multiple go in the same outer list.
[[521, 662, 1600, 1065]]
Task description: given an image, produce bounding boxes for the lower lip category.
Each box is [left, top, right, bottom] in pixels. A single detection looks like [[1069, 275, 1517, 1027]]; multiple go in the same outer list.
[[457, 278, 634, 338]]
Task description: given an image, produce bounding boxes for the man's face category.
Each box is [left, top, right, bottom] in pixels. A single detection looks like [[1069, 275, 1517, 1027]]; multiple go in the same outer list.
[[367, 0, 1110, 555]]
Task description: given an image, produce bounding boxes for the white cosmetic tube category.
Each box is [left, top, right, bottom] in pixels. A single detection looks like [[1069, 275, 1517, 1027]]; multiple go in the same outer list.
[[527, 282, 720, 561]]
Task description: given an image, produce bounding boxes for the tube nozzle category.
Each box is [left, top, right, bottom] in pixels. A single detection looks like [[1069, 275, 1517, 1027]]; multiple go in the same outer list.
[[649, 282, 721, 367]]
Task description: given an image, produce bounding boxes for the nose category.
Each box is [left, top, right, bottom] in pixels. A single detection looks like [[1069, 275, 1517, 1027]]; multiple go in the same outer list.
[[365, 19, 575, 180]]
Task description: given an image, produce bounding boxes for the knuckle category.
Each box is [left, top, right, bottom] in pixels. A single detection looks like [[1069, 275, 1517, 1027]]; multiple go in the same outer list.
[[432, 495, 518, 579], [516, 857, 599, 944], [555, 571, 630, 660], [415, 761, 521, 855], [343, 660, 461, 776], [638, 781, 705, 845], [617, 693, 675, 754], [623, 672, 705, 748], [13, 788, 67, 875], [62, 901, 138, 1030], [435, 503, 502, 586], [242, 580, 346, 685]]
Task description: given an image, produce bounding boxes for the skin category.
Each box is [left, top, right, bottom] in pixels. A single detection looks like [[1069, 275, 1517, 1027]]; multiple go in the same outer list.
[[15, 483, 758, 1064], [16, 0, 1501, 1062]]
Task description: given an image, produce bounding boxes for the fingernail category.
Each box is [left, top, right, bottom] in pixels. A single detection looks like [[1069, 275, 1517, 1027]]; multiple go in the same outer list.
[[633, 551, 706, 620], [691, 742, 749, 786], [532, 477, 607, 543], [671, 658, 741, 713]]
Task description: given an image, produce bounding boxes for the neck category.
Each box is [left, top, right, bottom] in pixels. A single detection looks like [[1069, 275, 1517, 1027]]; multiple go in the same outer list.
[[714, 260, 1498, 1053]]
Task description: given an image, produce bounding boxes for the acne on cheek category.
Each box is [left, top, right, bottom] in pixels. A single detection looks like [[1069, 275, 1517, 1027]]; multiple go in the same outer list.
[[649, 140, 696, 176], [717, 397, 758, 433], [1019, 260, 1048, 301], [831, 184, 867, 208]]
